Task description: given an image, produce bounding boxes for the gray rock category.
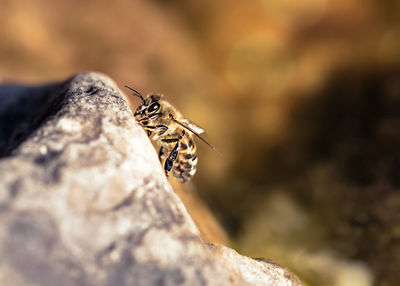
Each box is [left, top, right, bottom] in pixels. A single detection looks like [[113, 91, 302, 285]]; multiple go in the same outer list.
[[0, 72, 303, 286]]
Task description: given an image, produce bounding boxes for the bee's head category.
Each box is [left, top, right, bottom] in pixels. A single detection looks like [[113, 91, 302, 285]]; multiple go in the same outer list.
[[133, 94, 163, 119], [124, 86, 163, 124]]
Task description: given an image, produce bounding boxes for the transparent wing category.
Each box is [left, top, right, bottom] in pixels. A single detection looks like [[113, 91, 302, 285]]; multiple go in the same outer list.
[[170, 115, 219, 152], [181, 119, 204, 134]]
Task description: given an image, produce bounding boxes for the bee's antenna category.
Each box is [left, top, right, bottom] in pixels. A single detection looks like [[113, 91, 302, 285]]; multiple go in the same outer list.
[[169, 114, 221, 154], [124, 85, 145, 102]]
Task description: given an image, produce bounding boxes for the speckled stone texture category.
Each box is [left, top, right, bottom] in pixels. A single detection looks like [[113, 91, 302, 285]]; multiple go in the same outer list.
[[0, 72, 303, 286]]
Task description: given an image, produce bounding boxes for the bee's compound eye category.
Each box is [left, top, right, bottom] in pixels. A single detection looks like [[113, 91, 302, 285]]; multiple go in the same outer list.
[[147, 102, 160, 113]]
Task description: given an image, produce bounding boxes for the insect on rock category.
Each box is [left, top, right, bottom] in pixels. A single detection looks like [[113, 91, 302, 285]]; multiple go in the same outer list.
[[125, 85, 217, 183]]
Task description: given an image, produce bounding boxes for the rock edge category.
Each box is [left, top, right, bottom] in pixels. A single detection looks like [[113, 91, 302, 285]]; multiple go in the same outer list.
[[0, 72, 303, 286]]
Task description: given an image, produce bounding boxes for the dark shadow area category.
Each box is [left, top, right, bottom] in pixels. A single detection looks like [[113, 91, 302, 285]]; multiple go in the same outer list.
[[0, 83, 64, 157], [201, 66, 400, 285], [284, 67, 400, 285]]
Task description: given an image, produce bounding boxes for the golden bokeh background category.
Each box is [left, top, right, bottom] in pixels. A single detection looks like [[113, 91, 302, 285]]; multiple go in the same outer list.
[[1, 0, 400, 285]]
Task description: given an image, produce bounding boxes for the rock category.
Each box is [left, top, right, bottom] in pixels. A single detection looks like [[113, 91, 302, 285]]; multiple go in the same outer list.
[[0, 72, 303, 286], [208, 244, 304, 286]]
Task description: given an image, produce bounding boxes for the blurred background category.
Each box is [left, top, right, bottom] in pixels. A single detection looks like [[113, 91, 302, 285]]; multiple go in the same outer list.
[[1, 0, 400, 285]]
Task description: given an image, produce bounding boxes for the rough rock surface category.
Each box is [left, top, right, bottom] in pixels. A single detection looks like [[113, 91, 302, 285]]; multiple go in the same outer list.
[[0, 72, 303, 286]]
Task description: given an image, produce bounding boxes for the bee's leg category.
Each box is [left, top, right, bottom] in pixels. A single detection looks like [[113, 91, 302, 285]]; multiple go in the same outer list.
[[156, 125, 168, 135], [143, 125, 168, 137], [164, 141, 180, 177], [161, 138, 179, 143], [158, 146, 165, 161], [143, 126, 156, 137]]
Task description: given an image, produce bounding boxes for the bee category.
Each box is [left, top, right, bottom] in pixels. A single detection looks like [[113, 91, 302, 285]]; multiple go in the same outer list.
[[125, 85, 217, 183]]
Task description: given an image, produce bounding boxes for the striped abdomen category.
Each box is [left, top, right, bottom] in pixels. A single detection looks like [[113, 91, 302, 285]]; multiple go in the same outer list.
[[173, 132, 198, 182]]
